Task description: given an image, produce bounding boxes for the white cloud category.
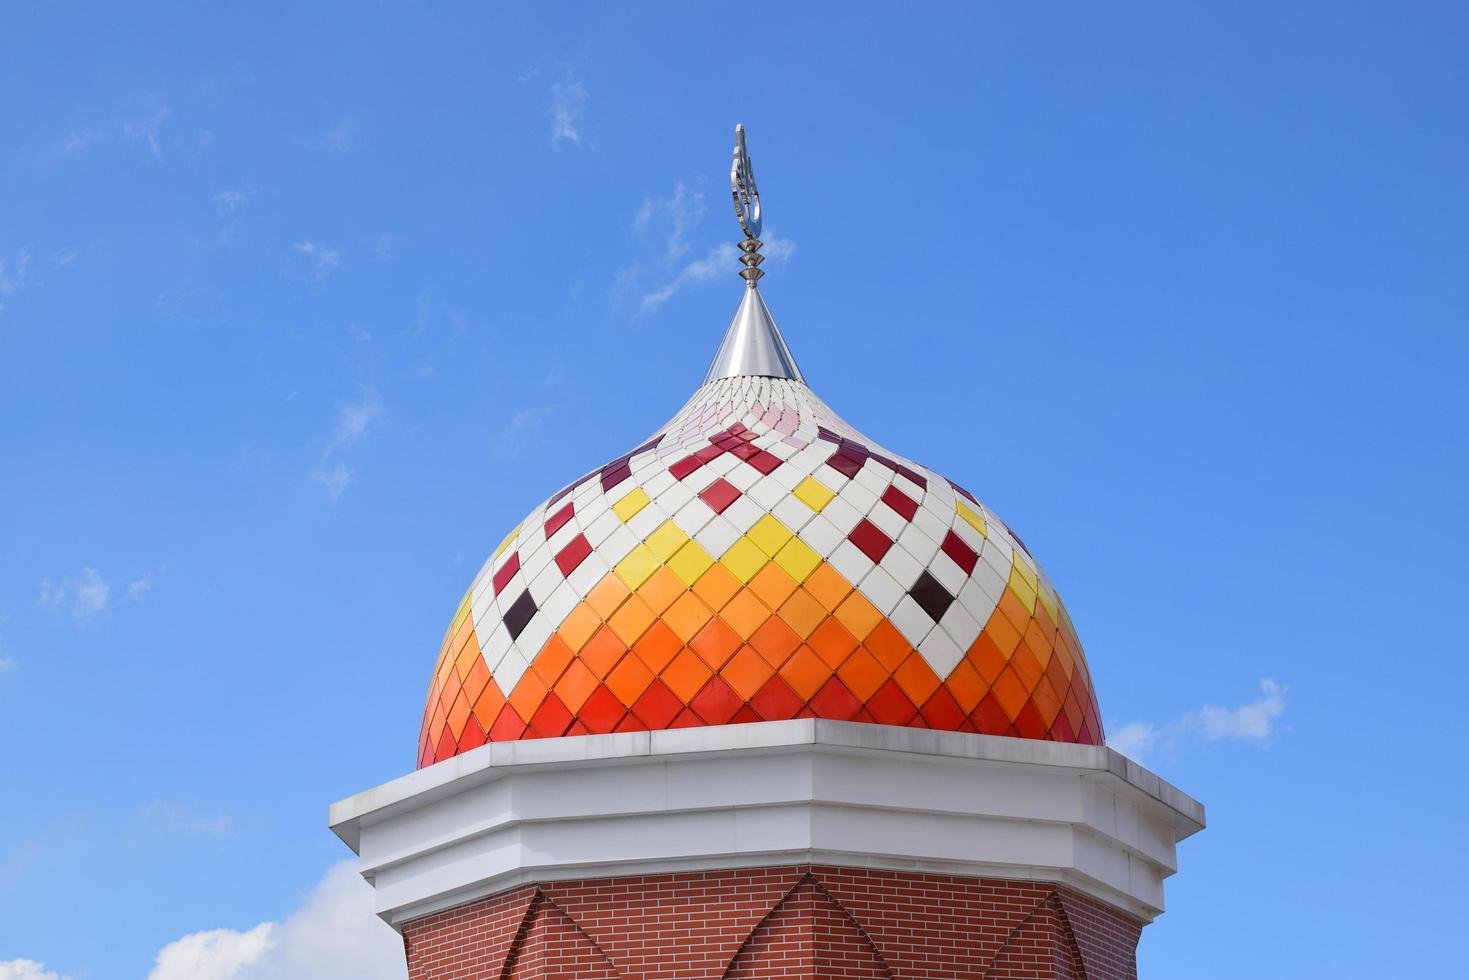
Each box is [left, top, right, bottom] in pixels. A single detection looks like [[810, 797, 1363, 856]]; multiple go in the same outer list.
[[0, 961, 70, 980], [122, 109, 170, 160], [1108, 678, 1288, 761], [149, 925, 275, 980], [292, 242, 341, 280], [616, 179, 794, 314], [128, 575, 156, 601], [373, 233, 393, 261], [146, 862, 405, 980], [37, 566, 111, 624], [311, 391, 383, 501], [638, 233, 795, 315], [0, 657, 15, 675], [142, 801, 234, 835], [497, 406, 557, 459], [299, 119, 357, 156], [214, 187, 255, 216], [549, 72, 588, 150]]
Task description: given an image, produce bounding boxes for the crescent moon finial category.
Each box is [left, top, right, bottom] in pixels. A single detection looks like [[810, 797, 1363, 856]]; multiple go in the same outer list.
[[731, 124, 765, 288]]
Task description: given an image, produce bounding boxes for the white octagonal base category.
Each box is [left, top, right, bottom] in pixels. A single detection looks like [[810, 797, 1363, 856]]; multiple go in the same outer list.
[[330, 719, 1204, 928]]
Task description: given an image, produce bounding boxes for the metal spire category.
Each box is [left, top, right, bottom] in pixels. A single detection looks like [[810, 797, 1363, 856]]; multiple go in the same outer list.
[[703, 124, 805, 384]]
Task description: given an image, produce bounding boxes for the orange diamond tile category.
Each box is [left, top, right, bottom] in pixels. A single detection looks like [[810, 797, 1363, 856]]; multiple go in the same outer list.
[[780, 645, 831, 701], [748, 563, 799, 609], [606, 654, 655, 708], [807, 617, 859, 669], [892, 653, 941, 706], [748, 614, 801, 667], [662, 648, 714, 701], [553, 658, 598, 713], [609, 594, 657, 646], [692, 564, 741, 610], [721, 646, 775, 700], [690, 616, 742, 669], [721, 590, 772, 639], [586, 574, 631, 620], [633, 620, 682, 673], [580, 625, 628, 678], [836, 647, 886, 701], [638, 566, 686, 615], [777, 588, 827, 639]]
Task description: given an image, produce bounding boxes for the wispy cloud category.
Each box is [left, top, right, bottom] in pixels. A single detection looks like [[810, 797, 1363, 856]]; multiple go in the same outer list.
[[548, 72, 588, 150], [143, 861, 405, 980], [141, 801, 234, 835], [292, 242, 341, 280], [122, 108, 170, 160], [1108, 678, 1289, 762], [299, 118, 357, 156], [0, 960, 70, 980], [615, 180, 794, 315], [1, 246, 80, 318], [37, 567, 111, 624], [373, 233, 393, 261], [497, 406, 557, 459], [128, 575, 156, 601], [213, 186, 255, 216], [0, 620, 15, 675], [311, 391, 383, 501]]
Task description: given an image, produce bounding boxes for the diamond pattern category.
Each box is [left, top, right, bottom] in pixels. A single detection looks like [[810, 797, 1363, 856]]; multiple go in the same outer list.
[[418, 375, 1103, 768]]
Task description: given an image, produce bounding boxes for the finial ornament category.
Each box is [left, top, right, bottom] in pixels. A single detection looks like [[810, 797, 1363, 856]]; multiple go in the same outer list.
[[731, 124, 765, 288]]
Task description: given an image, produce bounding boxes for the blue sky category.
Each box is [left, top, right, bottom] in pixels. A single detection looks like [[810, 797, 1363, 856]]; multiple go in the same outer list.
[[2, 3, 1466, 978]]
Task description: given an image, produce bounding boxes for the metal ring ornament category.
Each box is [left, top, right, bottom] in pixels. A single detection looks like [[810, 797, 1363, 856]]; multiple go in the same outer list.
[[731, 124, 762, 241]]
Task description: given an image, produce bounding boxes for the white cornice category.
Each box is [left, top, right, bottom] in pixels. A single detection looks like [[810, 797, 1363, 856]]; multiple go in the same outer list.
[[330, 720, 1204, 929]]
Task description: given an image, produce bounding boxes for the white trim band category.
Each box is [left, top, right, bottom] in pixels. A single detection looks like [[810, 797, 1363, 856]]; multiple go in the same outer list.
[[330, 720, 1204, 928]]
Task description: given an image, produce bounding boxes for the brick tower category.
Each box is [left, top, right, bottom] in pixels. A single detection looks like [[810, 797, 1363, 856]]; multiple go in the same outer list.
[[330, 127, 1203, 979]]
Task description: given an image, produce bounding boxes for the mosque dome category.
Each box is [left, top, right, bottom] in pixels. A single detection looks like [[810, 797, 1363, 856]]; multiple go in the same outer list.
[[417, 131, 1102, 769]]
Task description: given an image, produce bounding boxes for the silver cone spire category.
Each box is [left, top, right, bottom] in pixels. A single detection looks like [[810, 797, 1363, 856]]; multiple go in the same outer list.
[[703, 124, 804, 383]]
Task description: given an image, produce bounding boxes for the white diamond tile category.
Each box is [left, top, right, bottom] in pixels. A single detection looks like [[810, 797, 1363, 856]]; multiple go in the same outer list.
[[918, 627, 964, 678]]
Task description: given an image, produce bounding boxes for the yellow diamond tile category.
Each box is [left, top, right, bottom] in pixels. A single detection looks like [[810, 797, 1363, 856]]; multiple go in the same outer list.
[[956, 501, 986, 537], [1035, 584, 1060, 624], [773, 536, 821, 583], [748, 514, 793, 557], [493, 524, 522, 559], [646, 520, 690, 561], [667, 539, 715, 586], [793, 476, 835, 512], [450, 589, 472, 634], [720, 536, 768, 584], [613, 487, 651, 522], [615, 544, 661, 590], [1008, 564, 1038, 614], [1010, 551, 1038, 590]]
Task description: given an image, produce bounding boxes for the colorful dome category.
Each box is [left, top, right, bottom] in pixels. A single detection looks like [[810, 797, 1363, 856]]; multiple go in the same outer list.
[[417, 129, 1102, 768], [417, 298, 1103, 768]]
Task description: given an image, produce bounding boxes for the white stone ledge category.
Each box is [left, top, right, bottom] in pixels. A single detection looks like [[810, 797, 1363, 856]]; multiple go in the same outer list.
[[330, 720, 1204, 928]]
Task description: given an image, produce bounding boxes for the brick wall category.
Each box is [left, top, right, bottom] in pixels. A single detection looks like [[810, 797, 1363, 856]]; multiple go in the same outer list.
[[400, 865, 1144, 980]]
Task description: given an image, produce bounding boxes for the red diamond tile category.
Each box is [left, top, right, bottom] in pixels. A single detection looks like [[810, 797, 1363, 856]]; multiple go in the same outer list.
[[941, 531, 978, 575], [631, 679, 683, 729], [489, 704, 528, 741], [750, 676, 805, 720], [544, 502, 574, 538], [577, 686, 627, 734], [700, 478, 741, 514], [865, 679, 918, 725], [808, 677, 862, 721], [690, 676, 743, 725], [492, 552, 520, 596], [881, 485, 918, 521], [848, 519, 893, 563], [527, 693, 573, 739], [555, 533, 592, 576]]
